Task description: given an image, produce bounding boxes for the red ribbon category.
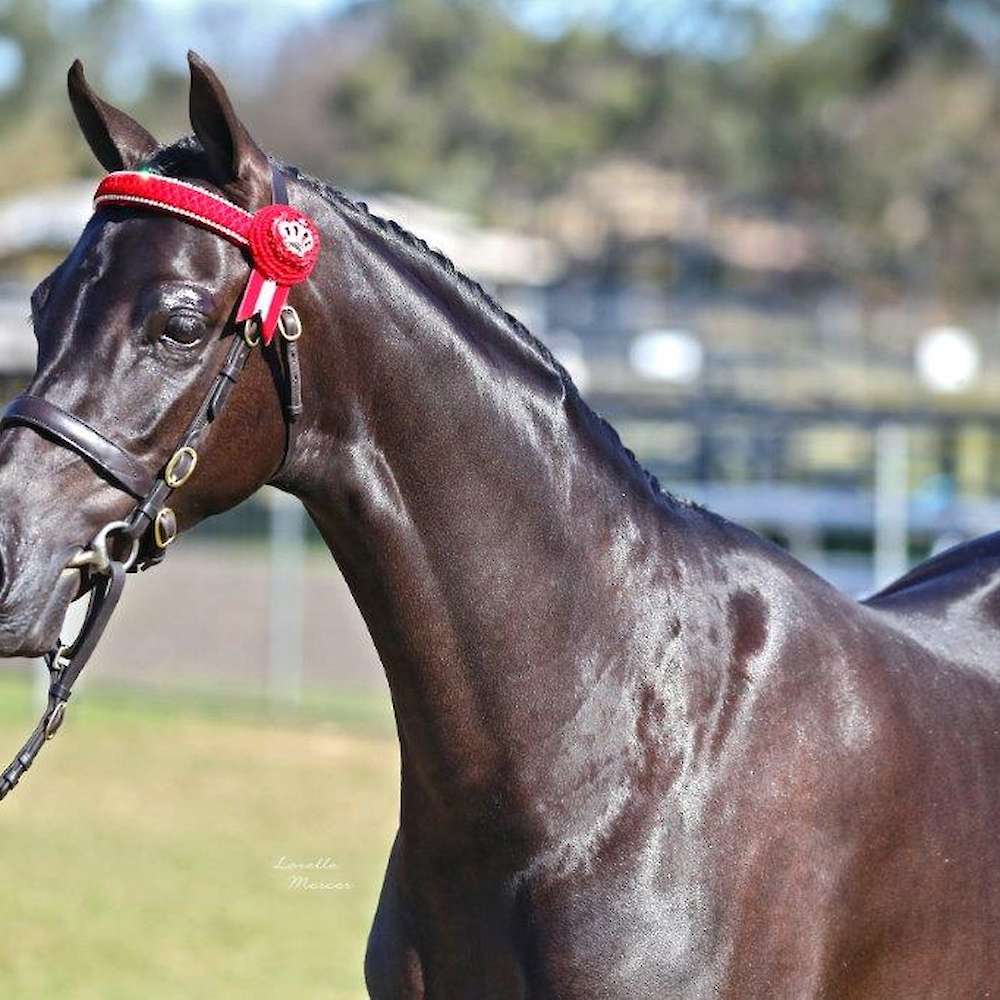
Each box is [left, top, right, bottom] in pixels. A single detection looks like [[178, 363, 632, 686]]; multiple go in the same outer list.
[[94, 171, 321, 344]]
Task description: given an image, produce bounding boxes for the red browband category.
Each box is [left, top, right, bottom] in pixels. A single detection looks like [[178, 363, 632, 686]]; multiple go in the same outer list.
[[94, 171, 320, 343]]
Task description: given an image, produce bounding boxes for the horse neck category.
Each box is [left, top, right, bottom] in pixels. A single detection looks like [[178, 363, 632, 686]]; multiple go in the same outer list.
[[282, 188, 734, 849]]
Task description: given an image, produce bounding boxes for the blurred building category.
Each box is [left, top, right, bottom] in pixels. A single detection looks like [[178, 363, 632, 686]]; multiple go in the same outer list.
[[0, 181, 564, 373]]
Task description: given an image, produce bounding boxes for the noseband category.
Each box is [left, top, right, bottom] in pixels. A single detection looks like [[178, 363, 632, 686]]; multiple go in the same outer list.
[[0, 163, 319, 800]]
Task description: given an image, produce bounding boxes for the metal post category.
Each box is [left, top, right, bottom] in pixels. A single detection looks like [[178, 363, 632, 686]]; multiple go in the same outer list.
[[874, 422, 909, 590], [267, 486, 306, 706], [32, 658, 47, 711]]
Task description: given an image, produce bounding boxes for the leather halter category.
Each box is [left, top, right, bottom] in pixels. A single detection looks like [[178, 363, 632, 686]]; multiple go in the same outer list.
[[0, 163, 306, 800]]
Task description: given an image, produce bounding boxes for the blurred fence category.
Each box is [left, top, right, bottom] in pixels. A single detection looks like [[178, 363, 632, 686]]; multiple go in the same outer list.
[[8, 496, 386, 701], [5, 464, 980, 702]]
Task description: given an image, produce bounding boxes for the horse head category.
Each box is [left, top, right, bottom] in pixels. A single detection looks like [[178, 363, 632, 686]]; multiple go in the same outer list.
[[0, 53, 295, 658]]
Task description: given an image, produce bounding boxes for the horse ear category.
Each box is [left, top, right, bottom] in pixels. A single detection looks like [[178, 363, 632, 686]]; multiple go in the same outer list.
[[187, 50, 271, 210], [67, 60, 158, 172]]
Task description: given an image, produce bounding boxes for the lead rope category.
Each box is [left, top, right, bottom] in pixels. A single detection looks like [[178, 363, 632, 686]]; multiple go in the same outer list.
[[0, 563, 125, 800], [0, 163, 311, 803], [0, 301, 305, 802], [0, 327, 256, 800]]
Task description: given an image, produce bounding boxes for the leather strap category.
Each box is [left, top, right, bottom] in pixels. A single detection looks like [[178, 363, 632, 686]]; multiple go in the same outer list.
[[270, 164, 304, 465], [271, 165, 288, 205], [0, 160, 305, 805], [0, 561, 126, 800], [0, 395, 155, 499], [125, 333, 253, 546], [284, 337, 303, 421]]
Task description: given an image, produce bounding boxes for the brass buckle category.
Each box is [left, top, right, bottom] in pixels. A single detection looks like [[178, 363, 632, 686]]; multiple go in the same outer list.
[[279, 306, 302, 341], [153, 508, 178, 549], [164, 447, 198, 489], [243, 318, 261, 347]]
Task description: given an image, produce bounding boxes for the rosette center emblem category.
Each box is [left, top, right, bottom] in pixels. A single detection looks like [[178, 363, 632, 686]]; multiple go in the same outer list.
[[276, 217, 315, 258]]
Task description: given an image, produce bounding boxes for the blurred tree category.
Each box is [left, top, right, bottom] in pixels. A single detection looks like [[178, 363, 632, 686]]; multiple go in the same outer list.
[[254, 0, 663, 211], [248, 0, 1000, 301], [0, 0, 174, 193], [246, 0, 1000, 290], [2, 0, 1000, 302]]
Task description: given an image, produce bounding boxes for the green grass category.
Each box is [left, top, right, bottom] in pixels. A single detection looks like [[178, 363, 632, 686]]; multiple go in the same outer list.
[[0, 674, 400, 1000]]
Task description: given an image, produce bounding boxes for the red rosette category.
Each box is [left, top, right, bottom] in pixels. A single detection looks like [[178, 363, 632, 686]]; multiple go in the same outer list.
[[94, 171, 323, 344], [248, 204, 320, 286]]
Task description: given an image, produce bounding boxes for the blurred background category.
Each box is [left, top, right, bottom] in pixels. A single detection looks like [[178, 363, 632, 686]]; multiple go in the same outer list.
[[3, 0, 1000, 996]]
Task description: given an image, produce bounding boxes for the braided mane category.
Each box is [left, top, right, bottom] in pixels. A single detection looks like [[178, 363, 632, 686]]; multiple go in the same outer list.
[[144, 136, 675, 506]]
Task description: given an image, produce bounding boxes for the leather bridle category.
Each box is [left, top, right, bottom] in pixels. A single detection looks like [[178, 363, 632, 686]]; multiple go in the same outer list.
[[0, 163, 309, 800]]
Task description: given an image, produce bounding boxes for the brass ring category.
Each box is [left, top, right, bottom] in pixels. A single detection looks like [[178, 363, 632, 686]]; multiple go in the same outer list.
[[164, 446, 198, 489], [243, 318, 261, 347], [65, 519, 139, 575], [154, 508, 178, 549]]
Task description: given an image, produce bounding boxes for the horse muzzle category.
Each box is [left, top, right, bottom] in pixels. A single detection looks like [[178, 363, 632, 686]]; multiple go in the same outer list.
[[0, 560, 81, 658]]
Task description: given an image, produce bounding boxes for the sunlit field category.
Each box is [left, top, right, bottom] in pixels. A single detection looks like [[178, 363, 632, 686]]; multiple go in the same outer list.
[[0, 676, 399, 1000]]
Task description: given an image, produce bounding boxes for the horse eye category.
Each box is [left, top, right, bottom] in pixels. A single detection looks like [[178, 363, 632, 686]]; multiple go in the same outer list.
[[162, 311, 206, 346]]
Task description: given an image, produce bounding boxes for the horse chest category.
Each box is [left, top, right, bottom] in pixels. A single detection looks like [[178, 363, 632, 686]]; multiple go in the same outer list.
[[364, 827, 723, 999]]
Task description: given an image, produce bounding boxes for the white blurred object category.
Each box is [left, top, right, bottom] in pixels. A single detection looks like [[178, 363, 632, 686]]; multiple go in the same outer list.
[[0, 181, 93, 258], [546, 330, 590, 392], [364, 192, 564, 287], [915, 326, 980, 394], [267, 487, 306, 706], [629, 328, 704, 384], [874, 423, 909, 590], [0, 291, 37, 374]]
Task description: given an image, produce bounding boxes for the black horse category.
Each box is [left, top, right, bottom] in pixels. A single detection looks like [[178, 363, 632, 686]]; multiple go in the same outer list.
[[0, 54, 998, 998]]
